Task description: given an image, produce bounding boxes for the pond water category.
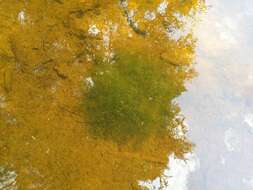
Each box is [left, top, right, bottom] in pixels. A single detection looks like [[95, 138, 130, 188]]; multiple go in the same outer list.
[[0, 0, 251, 190], [179, 0, 253, 189]]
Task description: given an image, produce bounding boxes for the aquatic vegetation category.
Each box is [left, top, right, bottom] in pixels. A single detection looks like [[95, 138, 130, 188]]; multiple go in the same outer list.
[[84, 51, 186, 143]]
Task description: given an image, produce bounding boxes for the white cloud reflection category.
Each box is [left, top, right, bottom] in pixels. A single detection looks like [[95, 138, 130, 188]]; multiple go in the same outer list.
[[178, 0, 253, 189], [139, 153, 199, 190]]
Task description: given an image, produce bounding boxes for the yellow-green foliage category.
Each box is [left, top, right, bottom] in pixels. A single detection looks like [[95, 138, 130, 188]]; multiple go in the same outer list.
[[84, 52, 186, 143]]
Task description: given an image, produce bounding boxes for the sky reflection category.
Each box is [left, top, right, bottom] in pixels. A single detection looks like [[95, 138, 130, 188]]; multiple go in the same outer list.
[[178, 0, 253, 189]]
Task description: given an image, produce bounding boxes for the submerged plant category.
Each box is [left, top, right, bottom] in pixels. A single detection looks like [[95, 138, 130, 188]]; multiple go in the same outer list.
[[83, 51, 187, 143]]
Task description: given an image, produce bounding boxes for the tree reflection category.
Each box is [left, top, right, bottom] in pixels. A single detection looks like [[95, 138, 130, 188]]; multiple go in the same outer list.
[[0, 0, 204, 189]]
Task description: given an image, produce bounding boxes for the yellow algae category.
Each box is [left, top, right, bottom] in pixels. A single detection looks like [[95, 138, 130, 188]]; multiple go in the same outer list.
[[0, 0, 204, 189]]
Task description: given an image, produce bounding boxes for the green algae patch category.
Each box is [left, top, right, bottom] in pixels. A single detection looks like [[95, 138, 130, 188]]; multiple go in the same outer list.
[[83, 52, 185, 143]]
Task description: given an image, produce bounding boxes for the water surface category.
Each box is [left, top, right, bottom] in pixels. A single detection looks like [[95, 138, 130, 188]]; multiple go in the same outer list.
[[0, 1, 203, 189], [179, 0, 253, 189]]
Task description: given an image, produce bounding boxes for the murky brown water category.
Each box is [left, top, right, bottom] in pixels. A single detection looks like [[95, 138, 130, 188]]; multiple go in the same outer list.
[[0, 1, 204, 189]]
